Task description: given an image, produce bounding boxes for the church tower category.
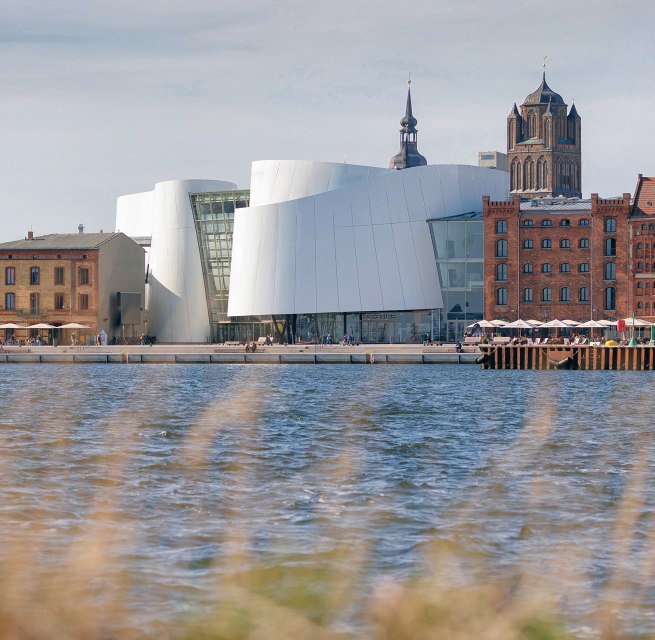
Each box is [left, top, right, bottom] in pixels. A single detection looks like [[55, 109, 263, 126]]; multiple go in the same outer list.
[[389, 79, 427, 170], [507, 72, 581, 198]]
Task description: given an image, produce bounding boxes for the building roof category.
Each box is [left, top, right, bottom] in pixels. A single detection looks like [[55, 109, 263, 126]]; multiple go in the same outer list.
[[0, 232, 125, 251], [519, 198, 592, 212], [523, 72, 565, 106], [631, 176, 655, 217]]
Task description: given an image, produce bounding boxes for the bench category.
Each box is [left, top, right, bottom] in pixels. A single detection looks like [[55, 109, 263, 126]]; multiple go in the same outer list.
[[463, 337, 482, 345]]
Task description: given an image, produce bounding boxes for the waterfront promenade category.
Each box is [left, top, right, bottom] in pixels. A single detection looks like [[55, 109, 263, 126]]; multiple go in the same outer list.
[[0, 342, 480, 364]]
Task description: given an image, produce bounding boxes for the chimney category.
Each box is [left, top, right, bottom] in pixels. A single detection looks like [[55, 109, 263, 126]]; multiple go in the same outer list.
[[78, 224, 84, 234], [27, 231, 33, 240]]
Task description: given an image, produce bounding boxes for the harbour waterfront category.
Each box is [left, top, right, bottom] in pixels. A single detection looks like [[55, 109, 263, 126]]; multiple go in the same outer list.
[[2, 363, 655, 638]]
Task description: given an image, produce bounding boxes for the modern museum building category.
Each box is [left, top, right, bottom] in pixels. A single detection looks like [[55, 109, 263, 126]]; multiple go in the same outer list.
[[115, 89, 509, 343]]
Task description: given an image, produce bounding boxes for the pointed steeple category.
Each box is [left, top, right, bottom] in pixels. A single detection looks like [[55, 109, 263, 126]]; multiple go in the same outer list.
[[389, 76, 427, 170], [568, 102, 579, 119], [508, 103, 520, 118]]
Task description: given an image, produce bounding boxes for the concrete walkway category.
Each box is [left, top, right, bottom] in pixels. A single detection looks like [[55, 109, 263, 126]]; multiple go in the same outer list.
[[0, 343, 481, 365]]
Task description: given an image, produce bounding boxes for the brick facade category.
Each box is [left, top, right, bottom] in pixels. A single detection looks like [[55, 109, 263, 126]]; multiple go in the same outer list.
[[629, 176, 655, 319], [483, 194, 632, 322]]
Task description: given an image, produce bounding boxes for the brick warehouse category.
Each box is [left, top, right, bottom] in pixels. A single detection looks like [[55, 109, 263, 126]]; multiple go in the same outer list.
[[483, 193, 632, 323]]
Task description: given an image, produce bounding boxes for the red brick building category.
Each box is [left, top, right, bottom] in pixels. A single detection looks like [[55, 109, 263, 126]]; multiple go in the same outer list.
[[483, 193, 632, 323], [629, 175, 655, 319]]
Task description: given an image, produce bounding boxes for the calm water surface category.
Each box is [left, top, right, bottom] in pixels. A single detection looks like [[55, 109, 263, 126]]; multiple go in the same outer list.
[[0, 364, 654, 635]]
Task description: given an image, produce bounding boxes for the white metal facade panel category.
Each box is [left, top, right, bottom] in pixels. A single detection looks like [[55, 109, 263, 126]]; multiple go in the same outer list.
[[354, 225, 383, 310], [334, 226, 360, 312], [350, 180, 372, 227], [373, 224, 404, 310], [392, 222, 423, 310], [295, 198, 317, 313], [253, 205, 279, 315], [401, 169, 427, 222], [331, 187, 353, 228], [368, 175, 392, 225], [385, 176, 410, 223], [418, 168, 446, 219], [273, 204, 297, 314], [411, 219, 443, 309], [314, 196, 339, 313]]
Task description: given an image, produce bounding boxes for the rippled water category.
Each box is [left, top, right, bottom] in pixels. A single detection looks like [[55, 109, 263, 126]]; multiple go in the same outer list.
[[1, 363, 654, 636]]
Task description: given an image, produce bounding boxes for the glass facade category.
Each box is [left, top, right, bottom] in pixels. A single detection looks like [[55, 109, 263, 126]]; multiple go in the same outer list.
[[428, 215, 484, 342], [190, 190, 273, 343]]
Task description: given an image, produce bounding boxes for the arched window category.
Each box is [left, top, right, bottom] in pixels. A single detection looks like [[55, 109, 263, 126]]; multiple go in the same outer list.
[[560, 287, 570, 302], [496, 239, 507, 257], [604, 263, 616, 280], [496, 263, 507, 281], [541, 219, 552, 227], [638, 302, 643, 309], [605, 238, 616, 256], [542, 263, 552, 273], [604, 287, 616, 310], [511, 158, 521, 191], [579, 219, 590, 227], [528, 111, 537, 138], [523, 219, 533, 227], [523, 239, 533, 249], [496, 220, 508, 233], [560, 219, 571, 227], [524, 157, 535, 191], [560, 239, 571, 248], [542, 288, 552, 302], [650, 223, 655, 231], [579, 263, 589, 272], [560, 263, 570, 273], [542, 239, 552, 248], [605, 218, 617, 232], [497, 288, 507, 305], [523, 263, 533, 273], [579, 287, 589, 302], [579, 238, 590, 248], [524, 288, 533, 302]]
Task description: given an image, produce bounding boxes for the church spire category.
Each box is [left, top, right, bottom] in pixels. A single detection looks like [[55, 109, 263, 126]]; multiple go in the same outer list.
[[389, 75, 427, 170]]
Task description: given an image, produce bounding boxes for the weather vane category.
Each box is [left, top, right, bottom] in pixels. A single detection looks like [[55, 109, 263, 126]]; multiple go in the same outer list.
[[543, 55, 548, 71], [408, 72, 412, 86]]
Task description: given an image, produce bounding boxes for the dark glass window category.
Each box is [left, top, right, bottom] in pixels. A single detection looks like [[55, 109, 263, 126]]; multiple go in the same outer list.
[[560, 263, 570, 273], [496, 220, 508, 234], [560, 239, 571, 248], [542, 263, 552, 273], [604, 263, 616, 280], [605, 238, 616, 256], [579, 238, 589, 248], [542, 239, 552, 248], [54, 267, 65, 285], [5, 292, 15, 310], [541, 219, 552, 227], [579, 287, 589, 302], [79, 268, 90, 286], [496, 263, 507, 281], [524, 288, 533, 302], [496, 288, 507, 305], [560, 219, 571, 227], [560, 287, 570, 302], [579, 219, 590, 227], [605, 287, 616, 310], [79, 294, 89, 310], [30, 267, 39, 285], [29, 292, 39, 313], [523, 239, 533, 249], [523, 219, 534, 227], [523, 263, 533, 273], [542, 287, 552, 302], [5, 267, 15, 285], [54, 293, 65, 310], [605, 218, 616, 232], [579, 263, 589, 272]]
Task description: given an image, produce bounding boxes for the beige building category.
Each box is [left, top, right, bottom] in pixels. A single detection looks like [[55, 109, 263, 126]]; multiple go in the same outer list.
[[0, 232, 145, 345]]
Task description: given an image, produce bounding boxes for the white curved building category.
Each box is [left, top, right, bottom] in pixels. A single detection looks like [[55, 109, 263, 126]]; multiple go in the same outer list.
[[116, 179, 238, 343], [228, 161, 509, 318]]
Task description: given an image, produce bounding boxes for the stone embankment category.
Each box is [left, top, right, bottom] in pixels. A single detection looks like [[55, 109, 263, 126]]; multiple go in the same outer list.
[[0, 343, 480, 365]]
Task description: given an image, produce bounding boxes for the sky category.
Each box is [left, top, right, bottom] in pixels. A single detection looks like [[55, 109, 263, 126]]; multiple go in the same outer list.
[[1, 0, 654, 243]]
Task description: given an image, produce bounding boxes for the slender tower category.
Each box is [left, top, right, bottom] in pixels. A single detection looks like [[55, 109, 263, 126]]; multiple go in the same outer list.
[[389, 76, 428, 169]]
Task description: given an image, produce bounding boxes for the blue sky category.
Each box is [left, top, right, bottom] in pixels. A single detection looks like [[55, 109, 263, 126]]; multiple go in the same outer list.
[[0, 0, 654, 242]]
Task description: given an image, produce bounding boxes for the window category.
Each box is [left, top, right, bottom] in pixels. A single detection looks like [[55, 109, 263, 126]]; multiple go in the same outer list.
[[524, 288, 533, 302], [579, 262, 590, 272], [523, 262, 533, 273], [5, 267, 15, 285], [541, 239, 552, 248], [579, 287, 589, 302], [637, 282, 643, 290], [79, 294, 89, 310], [605, 238, 616, 256], [604, 263, 616, 280], [523, 239, 534, 249], [560, 239, 571, 248], [642, 224, 647, 231], [605, 218, 616, 232], [605, 287, 616, 310], [54, 293, 65, 310], [560, 219, 571, 227], [29, 292, 39, 314], [638, 302, 643, 309], [638, 262, 643, 270], [560, 287, 570, 302], [541, 219, 552, 227], [638, 242, 644, 250], [579, 219, 590, 227], [496, 288, 507, 305], [542, 263, 552, 273], [79, 268, 90, 285], [579, 238, 590, 248], [30, 267, 39, 285], [5, 292, 15, 310], [650, 224, 655, 231], [496, 263, 507, 281], [496, 220, 508, 234], [523, 219, 534, 227], [560, 262, 570, 273], [542, 287, 552, 302], [54, 267, 65, 285]]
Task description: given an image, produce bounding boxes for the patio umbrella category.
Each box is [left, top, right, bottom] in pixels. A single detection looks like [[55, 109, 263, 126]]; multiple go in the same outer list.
[[622, 317, 652, 327], [524, 319, 543, 326], [489, 320, 508, 327], [540, 319, 570, 329], [28, 323, 57, 329], [0, 323, 27, 329], [598, 319, 618, 326], [59, 323, 91, 329], [561, 319, 581, 327], [467, 320, 496, 329], [577, 320, 606, 328], [504, 319, 535, 329]]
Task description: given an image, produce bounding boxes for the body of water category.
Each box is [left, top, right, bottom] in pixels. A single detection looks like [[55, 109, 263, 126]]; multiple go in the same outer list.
[[0, 364, 653, 637]]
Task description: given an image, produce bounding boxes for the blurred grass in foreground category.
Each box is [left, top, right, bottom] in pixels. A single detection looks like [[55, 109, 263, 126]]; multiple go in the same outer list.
[[0, 365, 653, 639]]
